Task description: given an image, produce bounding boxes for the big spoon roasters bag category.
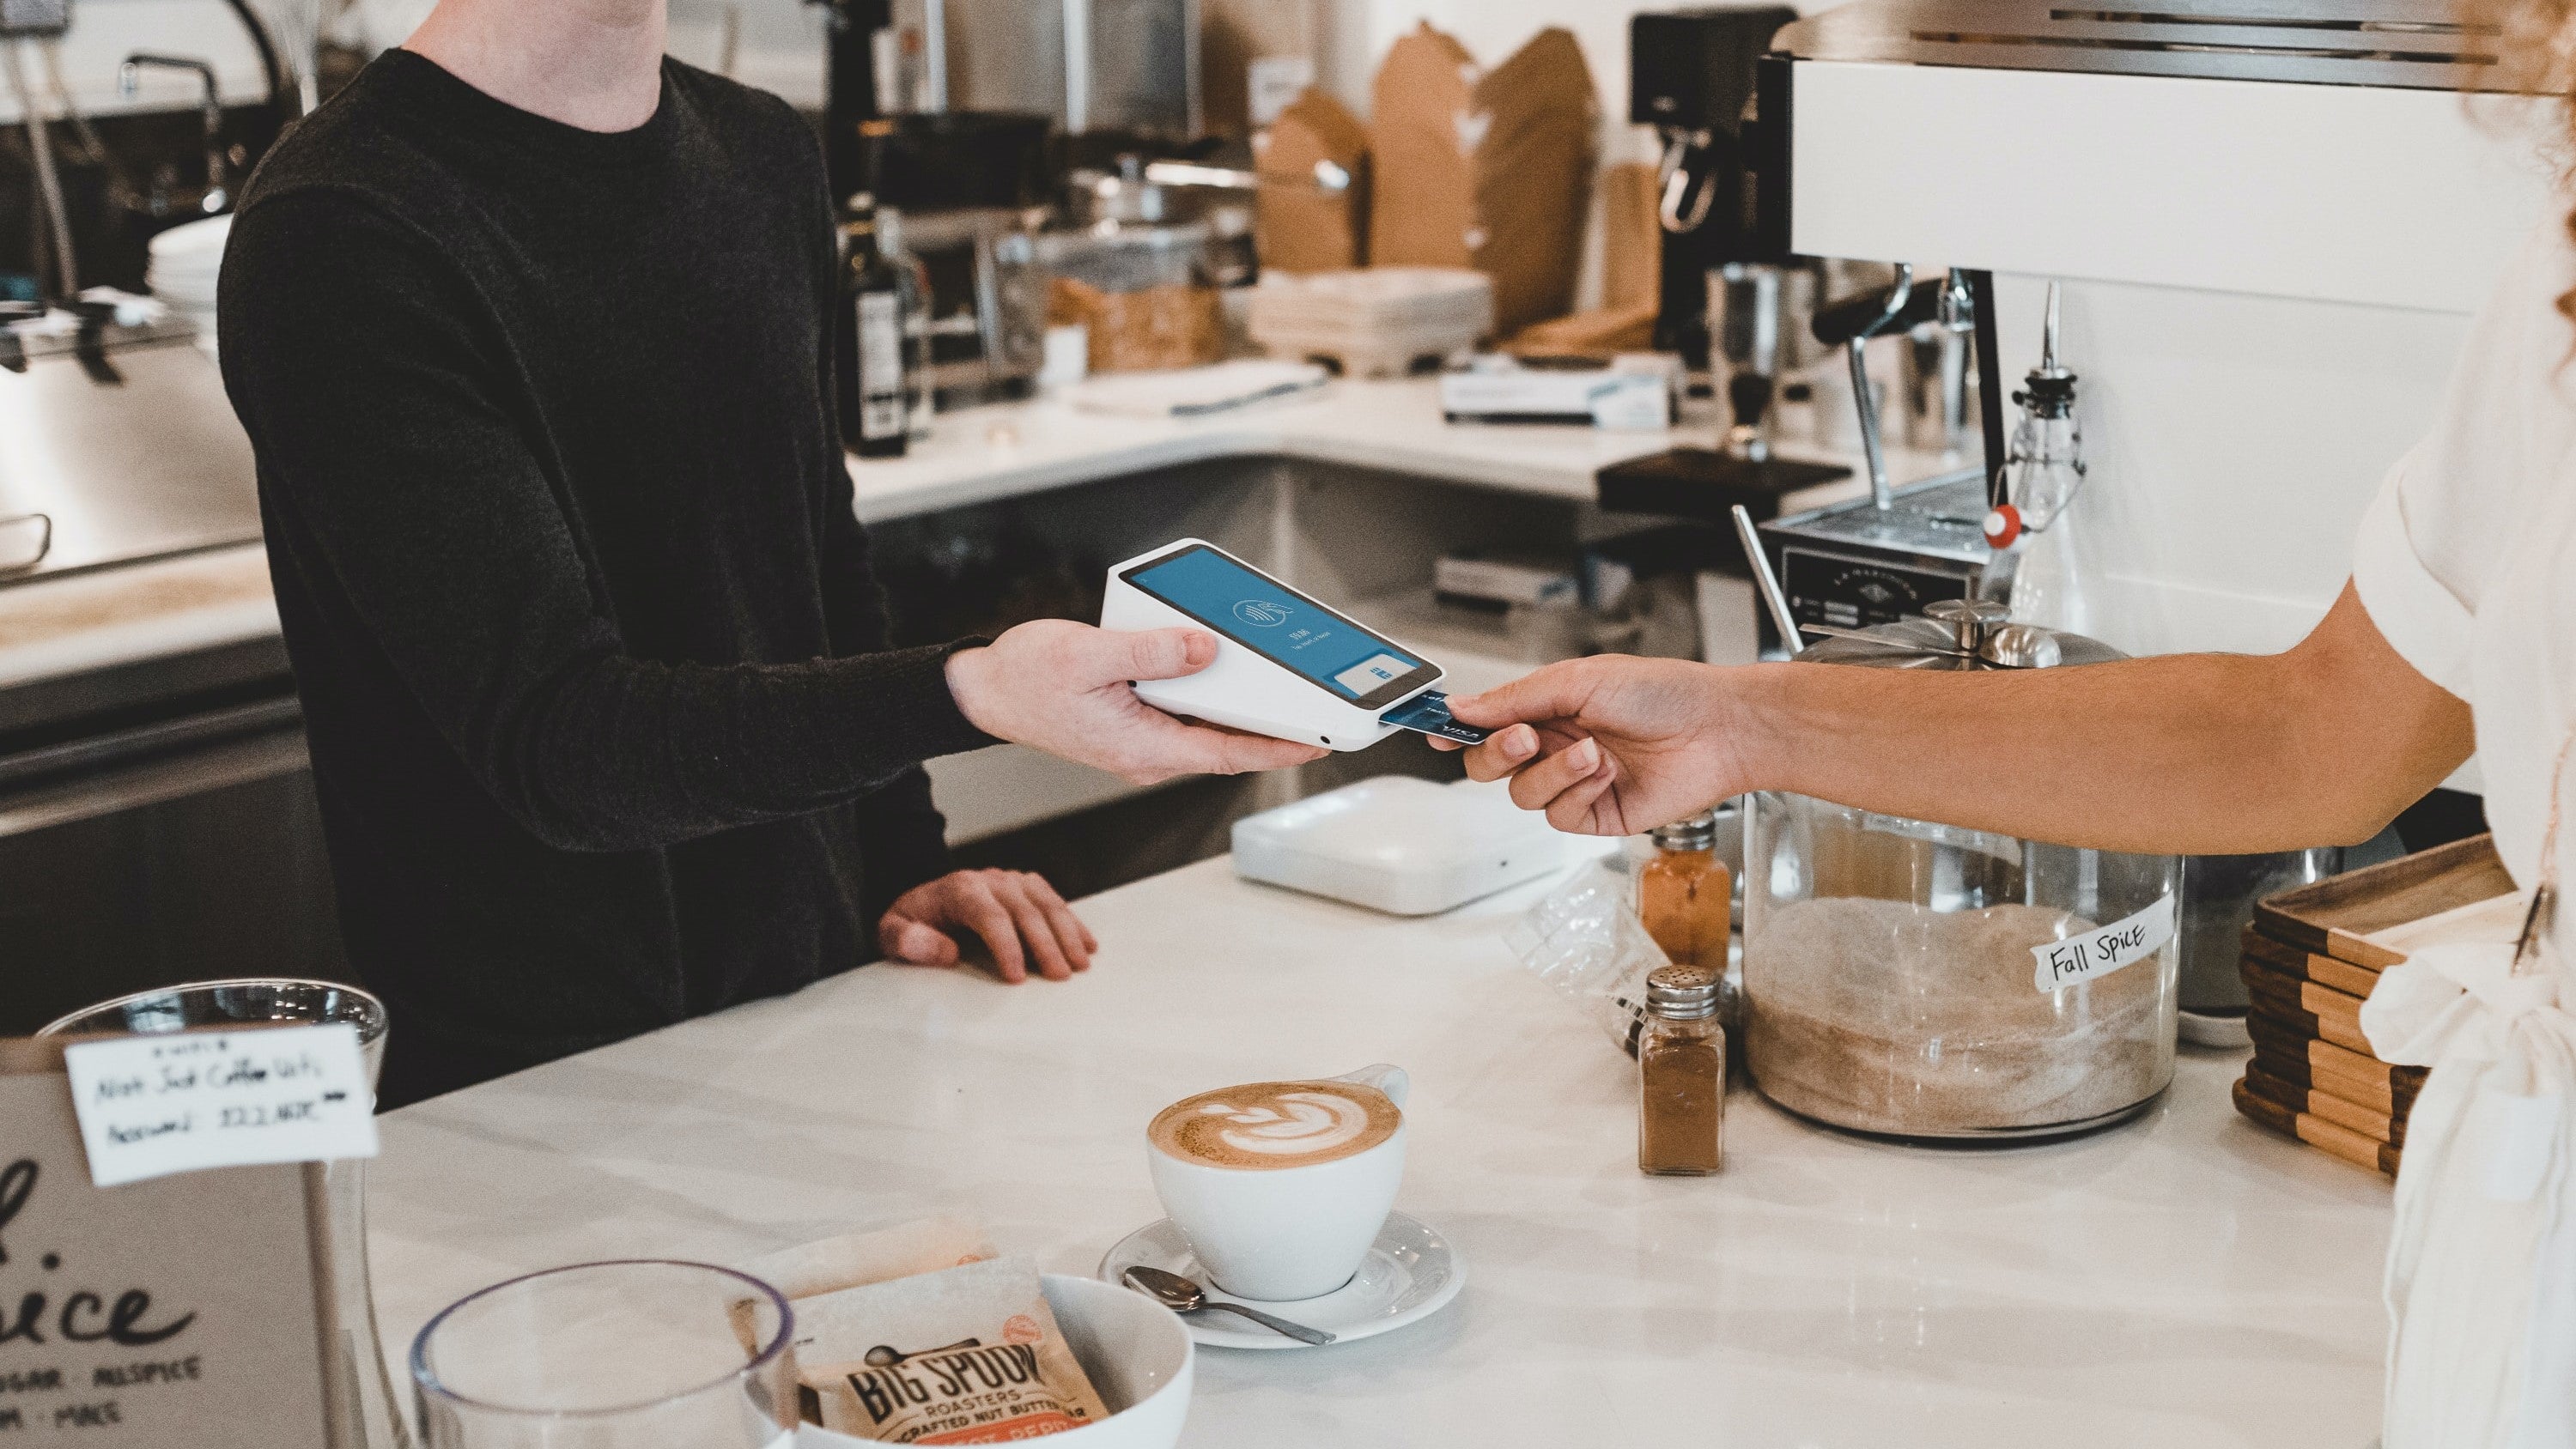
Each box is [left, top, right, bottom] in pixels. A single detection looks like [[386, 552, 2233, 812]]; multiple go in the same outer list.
[[793, 1256, 1111, 1444]]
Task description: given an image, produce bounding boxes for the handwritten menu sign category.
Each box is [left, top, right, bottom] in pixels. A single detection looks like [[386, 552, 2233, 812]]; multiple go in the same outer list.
[[61, 1026, 377, 1188], [0, 1041, 331, 1448]]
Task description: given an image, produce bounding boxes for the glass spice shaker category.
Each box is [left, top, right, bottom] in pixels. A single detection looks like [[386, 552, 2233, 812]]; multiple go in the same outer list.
[[1641, 812, 1732, 977], [1638, 964, 1726, 1175]]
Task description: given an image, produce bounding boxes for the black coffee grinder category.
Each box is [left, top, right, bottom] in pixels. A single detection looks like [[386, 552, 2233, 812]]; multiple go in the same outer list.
[[1597, 8, 1847, 559], [1630, 7, 1796, 377]]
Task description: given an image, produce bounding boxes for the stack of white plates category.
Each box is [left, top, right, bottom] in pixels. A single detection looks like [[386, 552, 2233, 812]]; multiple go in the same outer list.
[[1247, 267, 1494, 378], [146, 215, 232, 353]]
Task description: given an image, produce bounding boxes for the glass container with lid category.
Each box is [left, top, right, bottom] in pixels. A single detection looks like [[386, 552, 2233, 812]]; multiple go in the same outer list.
[[1741, 599, 2180, 1141], [1035, 206, 1223, 374]]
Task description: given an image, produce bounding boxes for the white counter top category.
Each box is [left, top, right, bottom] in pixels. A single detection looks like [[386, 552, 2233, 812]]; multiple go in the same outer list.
[[848, 377, 1929, 523], [0, 380, 1930, 692], [368, 855, 2392, 1447]]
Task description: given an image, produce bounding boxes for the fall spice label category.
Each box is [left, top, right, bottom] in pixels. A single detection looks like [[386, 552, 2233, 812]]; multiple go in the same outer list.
[[2032, 894, 2178, 992]]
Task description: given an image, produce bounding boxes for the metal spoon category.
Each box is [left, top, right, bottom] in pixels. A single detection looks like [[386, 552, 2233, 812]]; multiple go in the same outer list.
[[1120, 1266, 1336, 1345]]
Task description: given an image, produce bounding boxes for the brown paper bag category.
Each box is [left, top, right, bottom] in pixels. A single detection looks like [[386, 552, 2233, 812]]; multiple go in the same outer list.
[[1256, 88, 1370, 274], [1370, 23, 1600, 335], [1504, 161, 1660, 356], [1597, 159, 1662, 313]]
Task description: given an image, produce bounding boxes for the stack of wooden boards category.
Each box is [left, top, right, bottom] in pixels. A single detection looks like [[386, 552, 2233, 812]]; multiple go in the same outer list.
[[2232, 834, 2520, 1176]]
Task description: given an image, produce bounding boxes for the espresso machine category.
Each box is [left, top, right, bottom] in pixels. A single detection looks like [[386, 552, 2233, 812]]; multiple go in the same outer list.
[[1747, 0, 2547, 1030], [1754, 0, 2546, 660]]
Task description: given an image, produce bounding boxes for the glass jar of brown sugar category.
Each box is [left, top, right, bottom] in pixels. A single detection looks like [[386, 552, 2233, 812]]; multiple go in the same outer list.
[[1638, 964, 1725, 1175]]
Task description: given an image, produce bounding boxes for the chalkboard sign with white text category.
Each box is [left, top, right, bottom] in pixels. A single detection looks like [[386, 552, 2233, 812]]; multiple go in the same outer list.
[[0, 1040, 331, 1447]]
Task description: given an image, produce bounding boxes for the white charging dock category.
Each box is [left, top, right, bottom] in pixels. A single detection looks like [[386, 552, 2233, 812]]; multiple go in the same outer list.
[[1232, 777, 1601, 915], [1100, 538, 1441, 752]]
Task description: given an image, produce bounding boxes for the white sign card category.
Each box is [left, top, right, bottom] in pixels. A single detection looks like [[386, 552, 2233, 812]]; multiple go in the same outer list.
[[62, 1025, 378, 1189], [0, 1040, 332, 1447], [2032, 894, 2179, 991]]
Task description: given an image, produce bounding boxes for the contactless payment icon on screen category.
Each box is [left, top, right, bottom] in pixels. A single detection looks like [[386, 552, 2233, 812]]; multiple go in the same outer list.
[[1235, 599, 1291, 627]]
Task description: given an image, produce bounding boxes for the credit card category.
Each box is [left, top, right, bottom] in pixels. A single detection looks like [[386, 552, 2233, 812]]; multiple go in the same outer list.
[[1379, 690, 1492, 744]]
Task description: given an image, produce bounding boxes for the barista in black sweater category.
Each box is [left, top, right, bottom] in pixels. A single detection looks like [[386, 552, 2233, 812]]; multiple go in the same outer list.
[[219, 1, 1320, 1107]]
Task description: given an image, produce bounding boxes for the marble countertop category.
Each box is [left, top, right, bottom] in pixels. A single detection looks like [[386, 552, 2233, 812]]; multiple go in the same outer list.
[[368, 855, 2392, 1448], [847, 377, 1929, 524]]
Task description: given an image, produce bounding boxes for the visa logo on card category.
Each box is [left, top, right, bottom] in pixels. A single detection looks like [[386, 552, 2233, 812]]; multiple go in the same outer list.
[[1379, 691, 1491, 744]]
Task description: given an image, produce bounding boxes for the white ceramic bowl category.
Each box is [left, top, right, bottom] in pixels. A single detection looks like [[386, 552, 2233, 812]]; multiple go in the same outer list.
[[794, 1273, 1193, 1449]]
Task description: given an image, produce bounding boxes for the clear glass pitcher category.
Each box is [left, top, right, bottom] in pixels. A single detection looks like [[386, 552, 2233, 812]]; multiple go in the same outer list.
[[410, 1260, 793, 1449]]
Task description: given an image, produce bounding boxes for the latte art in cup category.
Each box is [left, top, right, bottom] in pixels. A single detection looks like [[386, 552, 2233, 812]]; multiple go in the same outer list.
[[1149, 1080, 1401, 1170]]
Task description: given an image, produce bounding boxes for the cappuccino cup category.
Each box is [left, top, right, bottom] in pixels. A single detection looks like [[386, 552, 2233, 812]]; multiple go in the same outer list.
[[1145, 1064, 1407, 1303]]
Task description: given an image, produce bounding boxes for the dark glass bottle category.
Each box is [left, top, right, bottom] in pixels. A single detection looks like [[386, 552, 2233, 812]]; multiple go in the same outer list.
[[837, 196, 909, 459]]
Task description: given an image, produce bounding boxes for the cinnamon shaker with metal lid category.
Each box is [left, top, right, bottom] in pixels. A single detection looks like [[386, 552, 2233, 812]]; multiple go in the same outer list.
[[1642, 811, 1731, 979], [1638, 965, 1726, 1175]]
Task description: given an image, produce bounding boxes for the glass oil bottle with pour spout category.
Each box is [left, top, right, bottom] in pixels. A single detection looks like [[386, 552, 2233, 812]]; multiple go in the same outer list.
[[1984, 282, 2092, 634]]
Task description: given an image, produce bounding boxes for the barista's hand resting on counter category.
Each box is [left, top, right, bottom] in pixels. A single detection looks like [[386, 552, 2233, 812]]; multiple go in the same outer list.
[[946, 619, 1327, 785], [1438, 585, 2476, 858], [880, 869, 1097, 982]]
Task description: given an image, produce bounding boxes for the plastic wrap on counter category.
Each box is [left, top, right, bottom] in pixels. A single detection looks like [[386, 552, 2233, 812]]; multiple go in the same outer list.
[[1504, 858, 1670, 1058]]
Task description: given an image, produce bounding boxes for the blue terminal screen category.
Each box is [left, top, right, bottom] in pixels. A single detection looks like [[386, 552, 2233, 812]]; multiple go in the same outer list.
[[1126, 547, 1427, 702]]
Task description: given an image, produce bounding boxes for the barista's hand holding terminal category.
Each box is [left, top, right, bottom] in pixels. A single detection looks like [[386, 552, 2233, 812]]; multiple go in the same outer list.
[[947, 620, 1324, 785], [1437, 583, 2472, 856]]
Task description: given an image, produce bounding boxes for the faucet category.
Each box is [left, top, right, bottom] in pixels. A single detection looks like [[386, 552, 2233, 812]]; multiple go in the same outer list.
[[118, 52, 228, 214]]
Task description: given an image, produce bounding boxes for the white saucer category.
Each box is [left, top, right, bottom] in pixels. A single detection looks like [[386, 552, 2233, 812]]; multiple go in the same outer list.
[[1097, 1210, 1464, 1350]]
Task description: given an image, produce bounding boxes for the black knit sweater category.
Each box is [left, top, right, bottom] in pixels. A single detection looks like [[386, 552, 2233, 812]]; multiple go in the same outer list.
[[219, 51, 993, 1106]]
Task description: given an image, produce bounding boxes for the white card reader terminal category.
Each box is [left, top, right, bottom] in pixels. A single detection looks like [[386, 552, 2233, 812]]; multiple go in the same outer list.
[[1102, 539, 1484, 752]]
